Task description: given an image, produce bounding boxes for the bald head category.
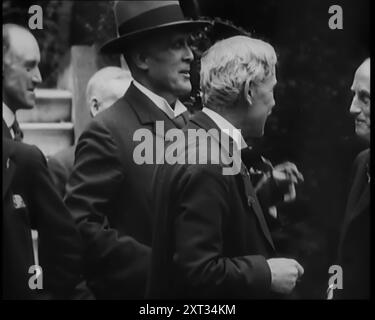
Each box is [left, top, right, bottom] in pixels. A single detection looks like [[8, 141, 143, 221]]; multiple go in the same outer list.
[[86, 66, 132, 117], [3, 24, 39, 60], [354, 58, 370, 90], [350, 58, 370, 143], [3, 24, 42, 111]]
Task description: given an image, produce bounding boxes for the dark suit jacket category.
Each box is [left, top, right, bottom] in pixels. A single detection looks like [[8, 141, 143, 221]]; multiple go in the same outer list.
[[147, 111, 277, 299], [336, 148, 370, 299], [2, 135, 84, 299], [64, 83, 188, 299], [48, 145, 76, 198]]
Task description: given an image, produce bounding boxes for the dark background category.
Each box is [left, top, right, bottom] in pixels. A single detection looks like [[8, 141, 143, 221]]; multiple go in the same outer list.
[[3, 0, 370, 298]]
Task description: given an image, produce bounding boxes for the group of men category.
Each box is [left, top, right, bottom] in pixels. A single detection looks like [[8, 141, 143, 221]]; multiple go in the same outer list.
[[2, 1, 370, 300]]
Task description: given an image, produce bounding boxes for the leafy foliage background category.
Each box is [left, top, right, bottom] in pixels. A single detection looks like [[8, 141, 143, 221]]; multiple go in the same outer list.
[[3, 0, 118, 87]]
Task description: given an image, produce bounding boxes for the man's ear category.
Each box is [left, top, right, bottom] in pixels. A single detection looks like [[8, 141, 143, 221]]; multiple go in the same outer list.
[[242, 78, 253, 106], [131, 51, 148, 71], [90, 98, 99, 117]]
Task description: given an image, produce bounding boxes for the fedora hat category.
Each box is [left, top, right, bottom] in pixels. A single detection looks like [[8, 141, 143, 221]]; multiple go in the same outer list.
[[101, 1, 212, 53]]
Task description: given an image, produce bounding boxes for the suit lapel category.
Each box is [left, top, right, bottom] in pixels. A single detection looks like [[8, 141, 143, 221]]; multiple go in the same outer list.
[[189, 110, 217, 132], [2, 139, 16, 200], [124, 83, 180, 139], [190, 112, 275, 250], [341, 151, 370, 240], [239, 165, 275, 250], [351, 184, 370, 222], [3, 119, 12, 139], [341, 182, 369, 241]]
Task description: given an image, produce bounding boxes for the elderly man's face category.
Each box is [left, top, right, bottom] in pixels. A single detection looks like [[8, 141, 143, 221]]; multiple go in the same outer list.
[[142, 28, 194, 104], [350, 59, 370, 143], [3, 28, 42, 111], [245, 68, 277, 137]]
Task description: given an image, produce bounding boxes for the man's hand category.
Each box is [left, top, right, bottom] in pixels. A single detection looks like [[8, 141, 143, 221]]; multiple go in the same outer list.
[[271, 162, 304, 202], [255, 161, 304, 209], [267, 258, 304, 294]]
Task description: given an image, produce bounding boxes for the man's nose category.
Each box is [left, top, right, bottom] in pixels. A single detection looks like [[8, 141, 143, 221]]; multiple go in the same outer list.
[[183, 43, 194, 63], [349, 96, 361, 115], [32, 67, 42, 84], [271, 98, 276, 108]]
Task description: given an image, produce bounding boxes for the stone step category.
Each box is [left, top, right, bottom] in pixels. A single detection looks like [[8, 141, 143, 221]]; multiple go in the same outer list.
[[19, 122, 74, 157], [16, 89, 72, 123]]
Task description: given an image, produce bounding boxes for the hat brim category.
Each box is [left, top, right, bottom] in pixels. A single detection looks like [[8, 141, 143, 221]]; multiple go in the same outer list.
[[100, 20, 211, 54], [213, 23, 249, 38]]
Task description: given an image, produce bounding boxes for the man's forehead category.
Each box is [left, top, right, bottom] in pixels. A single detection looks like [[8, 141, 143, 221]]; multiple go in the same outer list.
[[8, 28, 40, 59], [356, 59, 370, 79], [352, 65, 370, 92]]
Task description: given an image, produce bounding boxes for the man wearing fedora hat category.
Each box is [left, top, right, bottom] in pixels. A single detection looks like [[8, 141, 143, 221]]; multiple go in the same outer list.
[[65, 1, 210, 299]]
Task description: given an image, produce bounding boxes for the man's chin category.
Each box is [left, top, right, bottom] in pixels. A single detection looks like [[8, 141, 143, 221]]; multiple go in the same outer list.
[[176, 85, 192, 98], [23, 98, 36, 109], [355, 130, 370, 145], [23, 103, 36, 109]]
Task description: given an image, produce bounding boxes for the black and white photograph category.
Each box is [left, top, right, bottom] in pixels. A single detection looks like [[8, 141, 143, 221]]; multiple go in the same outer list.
[[2, 0, 371, 307]]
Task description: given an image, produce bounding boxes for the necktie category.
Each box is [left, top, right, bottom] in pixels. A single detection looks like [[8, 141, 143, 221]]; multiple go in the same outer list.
[[224, 137, 274, 249], [239, 161, 275, 249], [173, 111, 190, 129], [11, 119, 24, 142]]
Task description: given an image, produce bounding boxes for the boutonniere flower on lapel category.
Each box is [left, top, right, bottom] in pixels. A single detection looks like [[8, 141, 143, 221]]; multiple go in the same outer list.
[[13, 194, 26, 209]]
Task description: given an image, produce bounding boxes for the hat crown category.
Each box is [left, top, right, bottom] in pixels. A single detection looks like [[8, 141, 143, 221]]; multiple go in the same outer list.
[[114, 1, 181, 29], [101, 0, 211, 53]]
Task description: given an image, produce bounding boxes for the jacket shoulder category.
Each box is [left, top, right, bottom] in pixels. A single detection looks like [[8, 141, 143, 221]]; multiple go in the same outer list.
[[80, 97, 138, 142], [48, 146, 75, 169], [92, 96, 135, 126], [352, 148, 370, 172], [8, 141, 46, 170], [355, 148, 370, 163]]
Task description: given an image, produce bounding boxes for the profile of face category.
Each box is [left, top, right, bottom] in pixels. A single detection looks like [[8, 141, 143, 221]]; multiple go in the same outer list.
[[244, 68, 277, 138], [139, 28, 194, 103], [3, 27, 42, 111], [350, 59, 370, 143]]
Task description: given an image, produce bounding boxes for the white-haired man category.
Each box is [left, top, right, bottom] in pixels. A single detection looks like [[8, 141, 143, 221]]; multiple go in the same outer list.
[[48, 66, 132, 198], [148, 36, 304, 299]]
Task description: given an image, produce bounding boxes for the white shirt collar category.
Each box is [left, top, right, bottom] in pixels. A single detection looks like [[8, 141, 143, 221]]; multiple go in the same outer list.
[[2, 102, 15, 128], [202, 107, 248, 150], [133, 80, 187, 119]]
